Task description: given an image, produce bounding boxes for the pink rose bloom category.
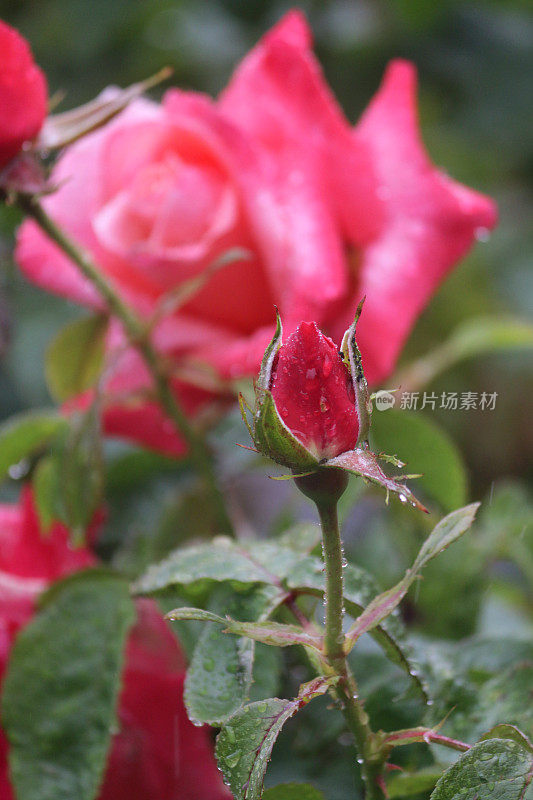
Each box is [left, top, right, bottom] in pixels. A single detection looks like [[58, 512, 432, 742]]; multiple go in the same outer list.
[[16, 11, 496, 455], [0, 487, 228, 800], [0, 20, 47, 168]]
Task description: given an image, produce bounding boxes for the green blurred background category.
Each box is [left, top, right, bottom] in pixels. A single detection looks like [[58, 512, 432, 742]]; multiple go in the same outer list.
[[0, 3, 532, 795], [1, 0, 531, 496]]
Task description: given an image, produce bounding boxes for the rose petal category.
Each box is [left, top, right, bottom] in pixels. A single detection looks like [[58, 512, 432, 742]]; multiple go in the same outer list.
[[331, 60, 498, 383]]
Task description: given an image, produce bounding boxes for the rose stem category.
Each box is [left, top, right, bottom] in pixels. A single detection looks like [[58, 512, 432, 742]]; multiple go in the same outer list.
[[295, 471, 386, 800], [15, 193, 233, 535]]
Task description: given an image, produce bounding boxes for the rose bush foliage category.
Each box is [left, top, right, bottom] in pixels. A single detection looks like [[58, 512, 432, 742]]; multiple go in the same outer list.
[[16, 11, 496, 454], [0, 488, 228, 800]]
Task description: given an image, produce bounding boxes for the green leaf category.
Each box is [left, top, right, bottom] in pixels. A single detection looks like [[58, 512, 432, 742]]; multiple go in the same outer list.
[[397, 316, 533, 391], [52, 407, 104, 543], [215, 677, 336, 800], [249, 644, 282, 703], [345, 504, 479, 650], [286, 557, 428, 699], [440, 663, 533, 746], [263, 784, 326, 800], [134, 538, 303, 598], [45, 313, 108, 402], [480, 726, 533, 754], [0, 410, 68, 482], [32, 455, 60, 532], [185, 619, 253, 726], [387, 770, 441, 798], [184, 587, 283, 725], [1, 570, 136, 800], [370, 409, 467, 512], [277, 523, 321, 553], [324, 448, 428, 513], [430, 738, 533, 800], [166, 606, 322, 651]]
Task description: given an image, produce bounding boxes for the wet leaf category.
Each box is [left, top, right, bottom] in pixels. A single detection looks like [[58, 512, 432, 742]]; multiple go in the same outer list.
[[134, 538, 303, 597], [430, 738, 533, 800], [0, 410, 67, 482], [345, 504, 479, 650], [166, 606, 322, 651], [184, 587, 284, 726], [324, 448, 428, 513], [215, 677, 336, 800], [2, 570, 135, 800]]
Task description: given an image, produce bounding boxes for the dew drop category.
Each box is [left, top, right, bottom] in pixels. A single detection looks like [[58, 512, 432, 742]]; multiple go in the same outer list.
[[306, 368, 317, 380], [322, 357, 332, 378], [203, 658, 215, 671], [225, 726, 236, 744], [226, 751, 241, 768], [475, 226, 491, 242], [257, 702, 268, 713], [280, 407, 289, 418], [8, 459, 29, 480], [398, 493, 407, 504]]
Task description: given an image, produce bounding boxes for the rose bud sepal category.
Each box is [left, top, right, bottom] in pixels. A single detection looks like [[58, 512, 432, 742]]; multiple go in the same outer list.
[[246, 311, 321, 472], [340, 297, 372, 447]]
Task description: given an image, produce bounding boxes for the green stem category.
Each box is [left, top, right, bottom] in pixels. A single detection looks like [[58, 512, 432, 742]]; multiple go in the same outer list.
[[313, 485, 386, 800], [383, 728, 470, 753], [15, 193, 233, 534]]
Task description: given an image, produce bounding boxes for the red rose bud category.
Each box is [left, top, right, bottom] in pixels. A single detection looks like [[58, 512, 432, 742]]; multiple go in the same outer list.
[[0, 21, 47, 169], [245, 307, 426, 511], [271, 323, 358, 460], [248, 304, 371, 470]]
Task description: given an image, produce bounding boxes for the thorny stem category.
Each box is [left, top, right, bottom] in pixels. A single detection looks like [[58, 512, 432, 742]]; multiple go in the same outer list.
[[383, 728, 470, 753], [15, 193, 233, 534], [315, 489, 386, 800]]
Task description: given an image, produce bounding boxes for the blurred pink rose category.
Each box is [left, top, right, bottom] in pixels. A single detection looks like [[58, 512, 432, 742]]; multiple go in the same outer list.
[[0, 487, 228, 800], [17, 11, 496, 454]]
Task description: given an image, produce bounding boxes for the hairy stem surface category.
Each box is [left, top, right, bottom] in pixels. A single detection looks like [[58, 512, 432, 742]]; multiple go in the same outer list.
[[316, 494, 386, 800]]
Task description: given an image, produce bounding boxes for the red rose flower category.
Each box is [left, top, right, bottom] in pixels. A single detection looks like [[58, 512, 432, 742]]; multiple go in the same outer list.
[[0, 21, 47, 168], [16, 11, 496, 455], [0, 487, 228, 800], [270, 321, 359, 460]]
